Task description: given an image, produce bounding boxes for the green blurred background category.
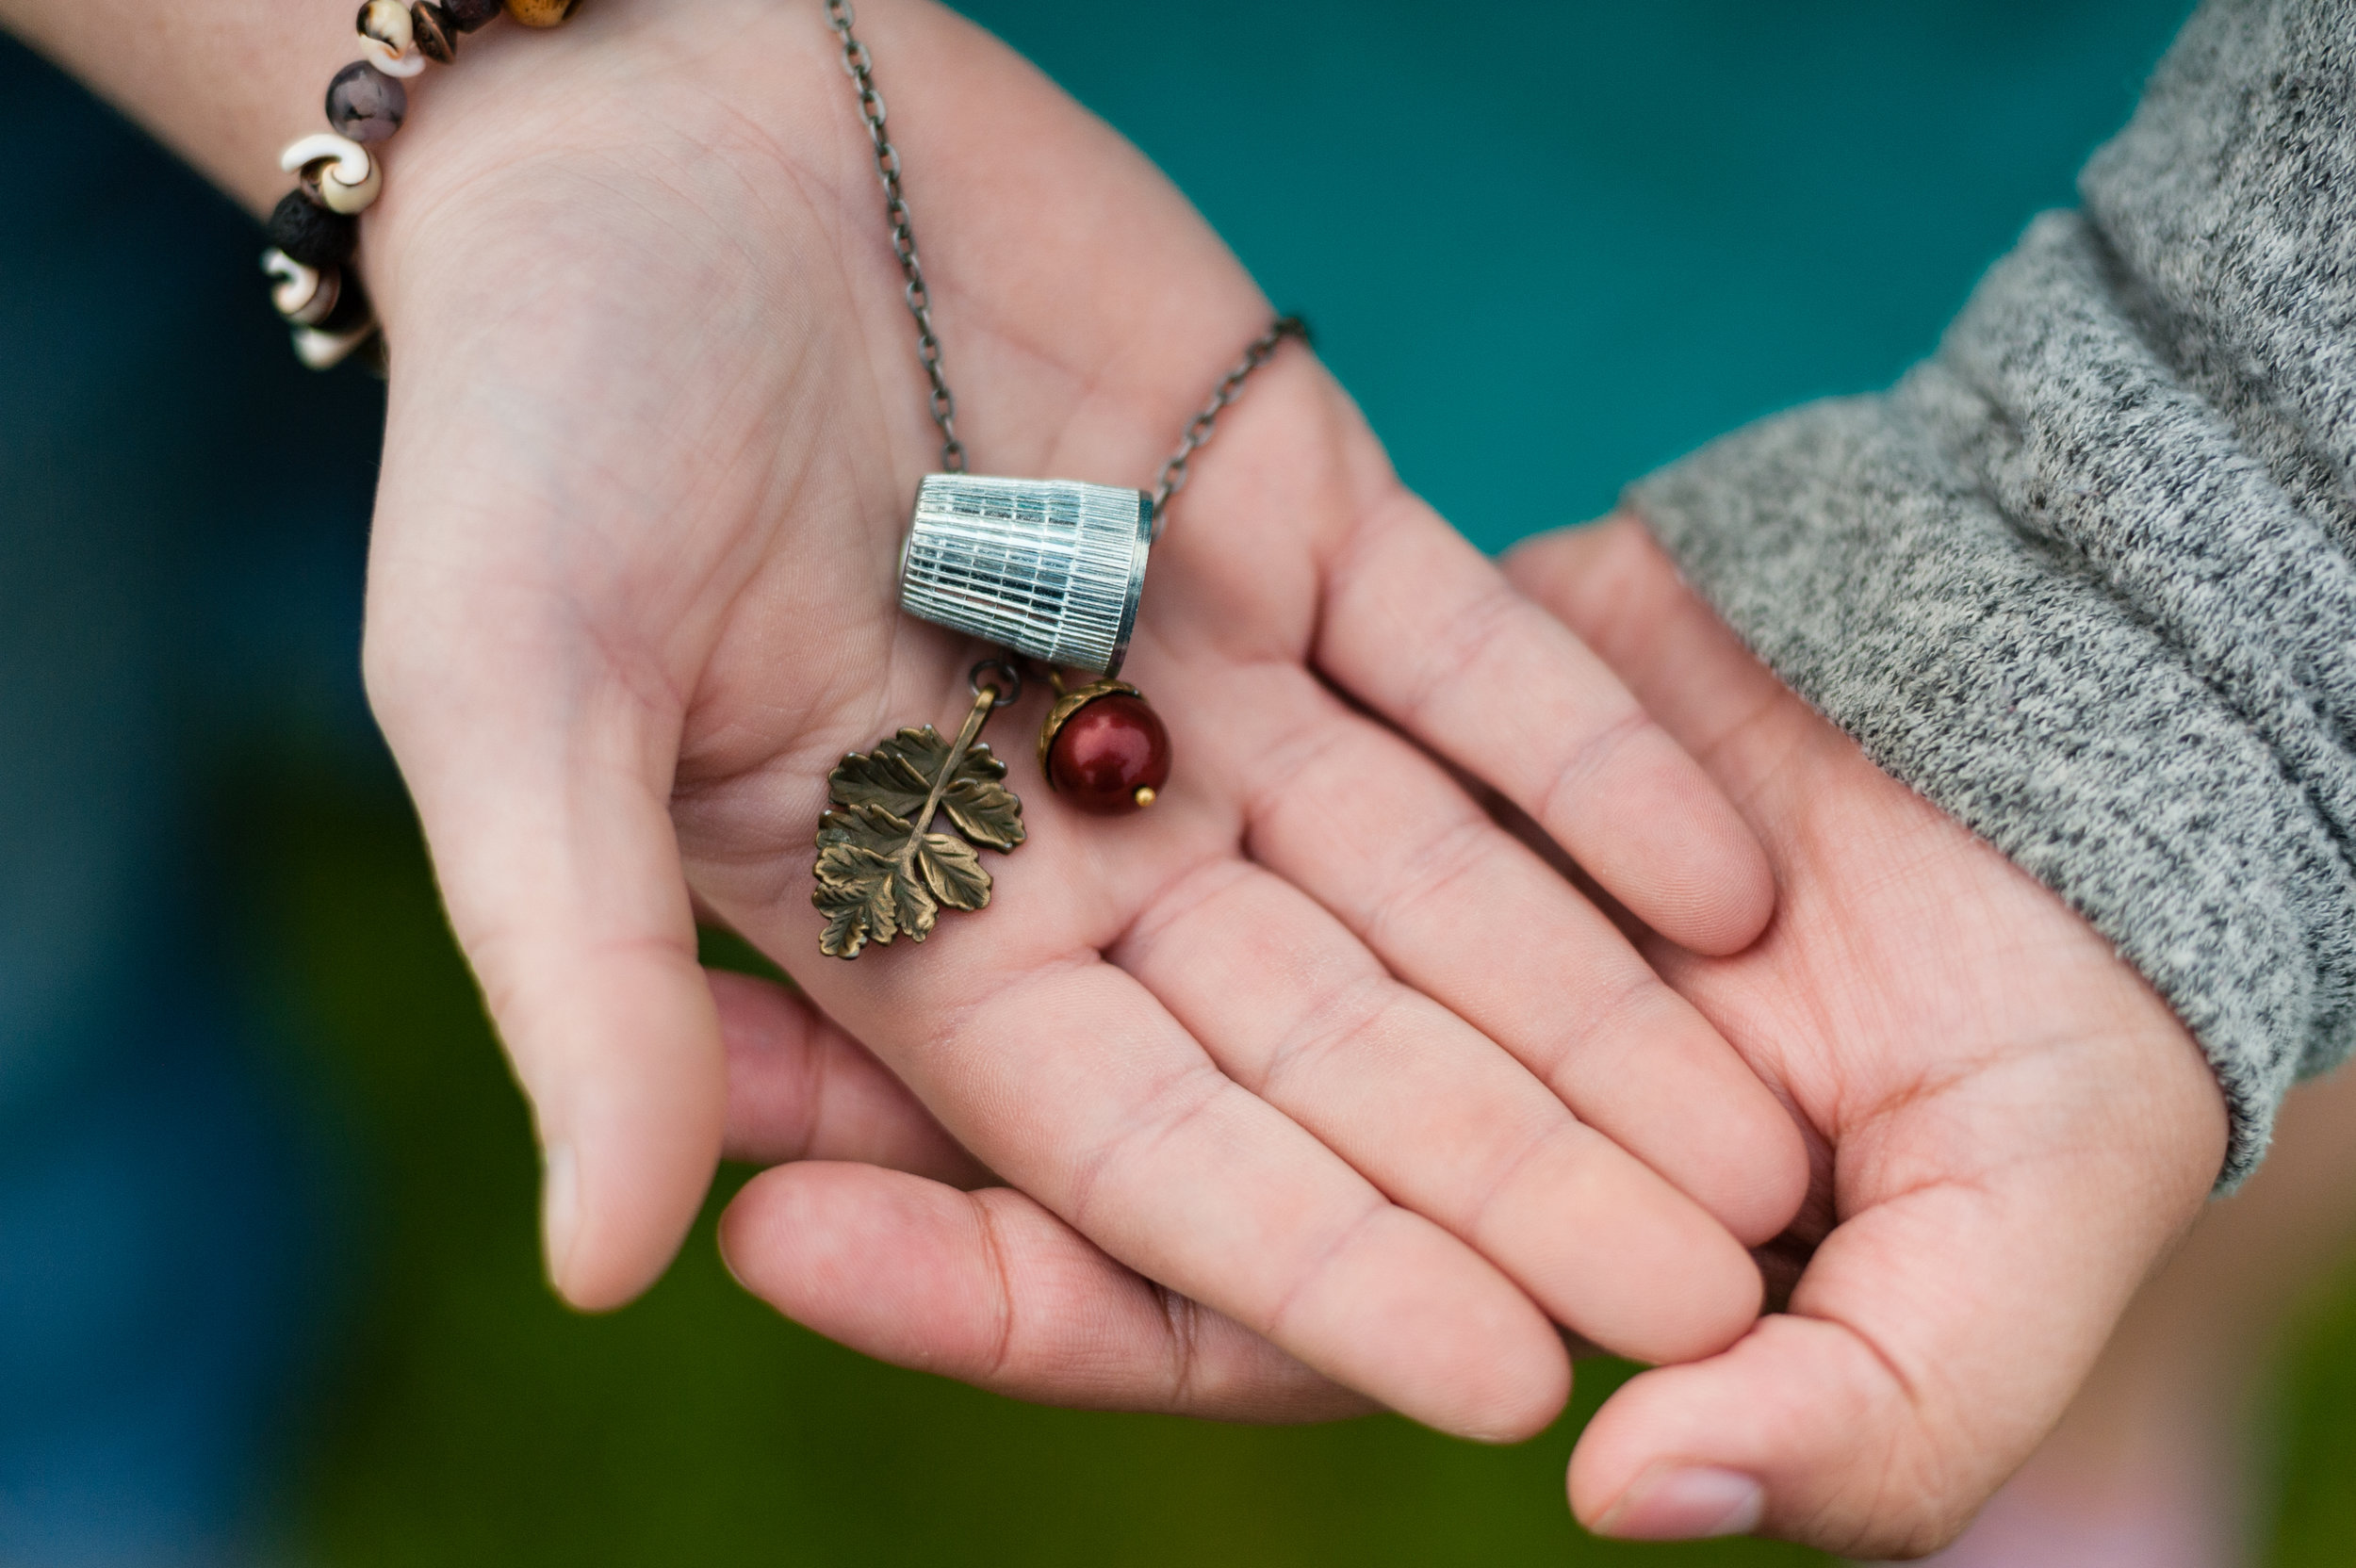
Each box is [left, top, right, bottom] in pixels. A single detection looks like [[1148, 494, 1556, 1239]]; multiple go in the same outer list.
[[70, 0, 2356, 1561], [239, 766, 2356, 1564]]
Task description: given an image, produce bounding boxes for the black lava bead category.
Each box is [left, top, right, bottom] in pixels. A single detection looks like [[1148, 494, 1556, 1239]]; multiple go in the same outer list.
[[326, 60, 407, 143], [267, 189, 359, 268]]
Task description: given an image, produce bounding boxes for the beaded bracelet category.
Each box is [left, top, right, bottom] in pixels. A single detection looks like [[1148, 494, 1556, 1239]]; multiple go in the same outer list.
[[260, 0, 581, 369]]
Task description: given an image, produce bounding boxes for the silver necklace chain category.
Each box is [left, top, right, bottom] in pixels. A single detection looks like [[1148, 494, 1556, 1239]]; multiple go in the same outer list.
[[824, 0, 1303, 527], [826, 0, 966, 473], [1149, 315, 1306, 518]]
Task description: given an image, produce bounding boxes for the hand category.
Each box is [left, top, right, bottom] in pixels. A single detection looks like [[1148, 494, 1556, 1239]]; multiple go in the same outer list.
[[1506, 519, 2228, 1554], [715, 517, 2229, 1552], [357, 0, 1807, 1435]]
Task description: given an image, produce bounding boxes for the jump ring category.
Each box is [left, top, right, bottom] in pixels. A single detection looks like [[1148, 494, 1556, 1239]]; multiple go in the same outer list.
[[970, 658, 1023, 708]]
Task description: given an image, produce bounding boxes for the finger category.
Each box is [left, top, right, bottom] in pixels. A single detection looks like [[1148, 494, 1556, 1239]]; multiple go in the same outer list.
[[1501, 516, 1799, 794], [1314, 491, 1775, 956], [1111, 858, 1763, 1364], [712, 968, 988, 1186], [1515, 517, 2227, 1554], [1217, 667, 1807, 1246], [721, 1163, 1372, 1423], [1566, 1159, 2198, 1555], [764, 927, 1571, 1442], [368, 633, 723, 1312]]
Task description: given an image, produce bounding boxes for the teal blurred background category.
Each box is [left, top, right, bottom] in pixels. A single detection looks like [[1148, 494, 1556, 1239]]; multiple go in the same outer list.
[[17, 0, 2356, 1562]]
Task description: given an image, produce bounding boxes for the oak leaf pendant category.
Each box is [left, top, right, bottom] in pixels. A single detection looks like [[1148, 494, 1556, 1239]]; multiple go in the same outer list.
[[813, 686, 1025, 959]]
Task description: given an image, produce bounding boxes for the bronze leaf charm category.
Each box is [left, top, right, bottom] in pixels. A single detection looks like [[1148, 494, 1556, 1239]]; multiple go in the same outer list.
[[813, 684, 1026, 959]]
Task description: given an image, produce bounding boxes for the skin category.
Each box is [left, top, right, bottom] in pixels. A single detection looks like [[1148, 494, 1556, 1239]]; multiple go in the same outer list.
[[1928, 1054, 2356, 1563], [2, 0, 2238, 1542], [1515, 522, 2225, 1555], [0, 0, 1817, 1439], [715, 521, 2230, 1558]]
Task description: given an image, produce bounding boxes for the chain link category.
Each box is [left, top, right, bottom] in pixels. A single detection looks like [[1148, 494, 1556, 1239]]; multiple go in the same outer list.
[[824, 1, 1304, 527], [826, 0, 964, 472], [1149, 315, 1309, 536]]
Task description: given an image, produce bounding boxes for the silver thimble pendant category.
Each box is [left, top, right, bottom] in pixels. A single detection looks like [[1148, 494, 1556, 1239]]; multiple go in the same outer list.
[[812, 8, 1302, 961], [901, 473, 1177, 814], [812, 478, 1176, 961], [898, 474, 1153, 678]]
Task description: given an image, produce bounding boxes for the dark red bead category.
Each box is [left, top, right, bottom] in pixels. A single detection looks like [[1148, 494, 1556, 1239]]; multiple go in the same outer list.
[[1047, 694, 1171, 814]]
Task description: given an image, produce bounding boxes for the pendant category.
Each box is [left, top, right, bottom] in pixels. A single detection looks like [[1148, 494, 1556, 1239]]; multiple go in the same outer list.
[[1038, 677, 1172, 813], [901, 473, 1175, 812], [898, 475, 1153, 678], [812, 661, 1026, 960]]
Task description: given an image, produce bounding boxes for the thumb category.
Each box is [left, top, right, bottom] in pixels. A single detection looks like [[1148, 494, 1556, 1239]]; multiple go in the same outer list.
[[365, 589, 724, 1313], [1567, 1101, 2216, 1559]]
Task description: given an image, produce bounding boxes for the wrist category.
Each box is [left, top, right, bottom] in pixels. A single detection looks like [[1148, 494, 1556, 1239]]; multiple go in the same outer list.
[[361, 0, 855, 334], [1, 0, 370, 213]]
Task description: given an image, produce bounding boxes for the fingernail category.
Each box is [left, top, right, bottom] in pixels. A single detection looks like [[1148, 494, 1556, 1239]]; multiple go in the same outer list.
[[1594, 1465, 1764, 1541], [542, 1141, 581, 1292]]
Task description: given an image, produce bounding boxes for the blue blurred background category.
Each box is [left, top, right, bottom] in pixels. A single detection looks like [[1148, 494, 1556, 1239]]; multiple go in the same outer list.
[[18, 1, 2356, 1563]]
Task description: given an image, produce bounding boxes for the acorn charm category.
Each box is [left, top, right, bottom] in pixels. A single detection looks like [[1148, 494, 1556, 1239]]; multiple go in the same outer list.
[[1039, 679, 1172, 814]]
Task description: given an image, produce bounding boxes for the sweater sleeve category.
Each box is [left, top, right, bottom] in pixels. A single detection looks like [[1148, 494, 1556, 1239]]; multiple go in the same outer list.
[[1628, 0, 2356, 1184]]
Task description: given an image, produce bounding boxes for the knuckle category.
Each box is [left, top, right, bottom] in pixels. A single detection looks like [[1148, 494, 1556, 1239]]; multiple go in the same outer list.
[[1259, 1200, 1385, 1342], [1058, 1064, 1230, 1234], [1359, 810, 1495, 948], [1533, 706, 1651, 828], [1399, 580, 1527, 724], [1255, 972, 1398, 1100]]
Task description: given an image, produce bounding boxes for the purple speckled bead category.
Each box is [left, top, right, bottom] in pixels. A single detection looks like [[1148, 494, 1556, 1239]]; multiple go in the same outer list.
[[325, 60, 406, 144], [442, 0, 502, 29]]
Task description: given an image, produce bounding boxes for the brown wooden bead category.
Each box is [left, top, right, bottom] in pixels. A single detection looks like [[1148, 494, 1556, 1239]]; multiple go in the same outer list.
[[410, 1, 457, 60], [265, 251, 339, 324], [503, 0, 580, 25], [314, 269, 375, 335], [1046, 693, 1171, 814]]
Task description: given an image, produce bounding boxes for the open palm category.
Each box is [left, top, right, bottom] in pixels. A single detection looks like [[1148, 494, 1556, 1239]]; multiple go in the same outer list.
[[357, 0, 1809, 1436], [716, 518, 2232, 1555]]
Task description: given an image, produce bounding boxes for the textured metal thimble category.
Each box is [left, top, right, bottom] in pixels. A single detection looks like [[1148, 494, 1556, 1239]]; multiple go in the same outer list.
[[898, 474, 1154, 678]]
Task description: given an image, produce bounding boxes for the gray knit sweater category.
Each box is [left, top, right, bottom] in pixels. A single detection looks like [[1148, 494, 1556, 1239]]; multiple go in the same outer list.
[[1632, 0, 2356, 1184]]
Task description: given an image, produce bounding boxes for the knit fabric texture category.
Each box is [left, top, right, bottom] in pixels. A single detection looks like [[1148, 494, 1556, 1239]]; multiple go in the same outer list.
[[1630, 0, 2356, 1184]]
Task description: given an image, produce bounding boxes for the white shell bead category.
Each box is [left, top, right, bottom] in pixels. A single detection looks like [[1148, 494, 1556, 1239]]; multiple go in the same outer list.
[[357, 0, 414, 53], [293, 321, 376, 370], [355, 0, 425, 74], [360, 36, 428, 76], [281, 132, 369, 182], [262, 248, 317, 314], [261, 248, 340, 325], [318, 158, 382, 213], [281, 133, 382, 214]]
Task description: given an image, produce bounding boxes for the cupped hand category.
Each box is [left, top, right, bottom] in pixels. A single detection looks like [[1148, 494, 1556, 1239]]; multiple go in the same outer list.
[[1505, 519, 2229, 1554], [356, 0, 1807, 1436], [714, 516, 2232, 1549]]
